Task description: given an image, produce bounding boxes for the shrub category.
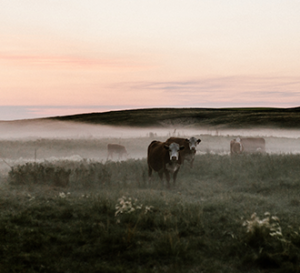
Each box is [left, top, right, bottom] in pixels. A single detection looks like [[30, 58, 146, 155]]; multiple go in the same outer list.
[[8, 162, 71, 187], [7, 159, 147, 189], [242, 212, 300, 270], [243, 212, 282, 244]]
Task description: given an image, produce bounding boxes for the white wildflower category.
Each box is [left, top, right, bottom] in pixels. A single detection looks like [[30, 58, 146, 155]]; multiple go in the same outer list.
[[243, 212, 283, 238], [115, 196, 151, 216], [59, 192, 66, 198], [251, 213, 257, 220], [145, 206, 154, 214], [271, 216, 280, 222], [27, 194, 35, 201]]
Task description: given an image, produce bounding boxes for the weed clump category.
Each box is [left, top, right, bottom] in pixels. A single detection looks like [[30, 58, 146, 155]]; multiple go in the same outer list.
[[243, 212, 282, 242], [115, 196, 143, 216], [242, 212, 300, 271]]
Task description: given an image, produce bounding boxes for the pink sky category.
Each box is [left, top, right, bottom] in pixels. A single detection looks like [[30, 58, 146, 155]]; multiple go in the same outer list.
[[1, 0, 300, 120]]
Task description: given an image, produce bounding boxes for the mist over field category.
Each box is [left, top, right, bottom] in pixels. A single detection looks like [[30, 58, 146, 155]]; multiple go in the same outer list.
[[1, 119, 300, 140], [1, 117, 297, 169], [0, 118, 299, 174]]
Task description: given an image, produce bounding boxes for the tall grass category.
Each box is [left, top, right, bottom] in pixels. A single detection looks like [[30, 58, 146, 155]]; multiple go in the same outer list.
[[1, 153, 300, 272]]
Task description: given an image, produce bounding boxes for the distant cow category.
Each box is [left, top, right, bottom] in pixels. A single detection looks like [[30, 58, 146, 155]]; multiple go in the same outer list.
[[107, 144, 128, 160], [230, 137, 266, 155], [166, 137, 201, 168], [147, 141, 184, 188], [230, 138, 242, 154]]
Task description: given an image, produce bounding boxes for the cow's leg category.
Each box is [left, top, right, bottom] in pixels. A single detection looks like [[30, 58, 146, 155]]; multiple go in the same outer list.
[[158, 171, 164, 183], [172, 168, 180, 187], [148, 165, 153, 185], [164, 171, 171, 189], [190, 159, 194, 168]]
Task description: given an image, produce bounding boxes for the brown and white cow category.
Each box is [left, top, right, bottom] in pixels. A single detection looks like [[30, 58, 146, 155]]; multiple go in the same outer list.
[[147, 141, 184, 188], [107, 144, 128, 160], [230, 138, 242, 154], [230, 137, 266, 155], [166, 137, 201, 168]]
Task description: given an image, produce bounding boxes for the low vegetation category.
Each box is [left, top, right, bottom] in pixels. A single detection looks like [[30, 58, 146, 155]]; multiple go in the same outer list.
[[1, 153, 300, 272]]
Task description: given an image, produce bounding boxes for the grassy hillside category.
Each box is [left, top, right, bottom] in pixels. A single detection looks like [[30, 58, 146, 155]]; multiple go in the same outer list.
[[50, 107, 300, 128]]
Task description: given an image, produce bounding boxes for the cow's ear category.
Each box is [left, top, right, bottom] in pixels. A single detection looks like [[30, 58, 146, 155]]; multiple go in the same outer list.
[[164, 145, 169, 150], [180, 146, 185, 150], [197, 139, 201, 143], [185, 138, 189, 142]]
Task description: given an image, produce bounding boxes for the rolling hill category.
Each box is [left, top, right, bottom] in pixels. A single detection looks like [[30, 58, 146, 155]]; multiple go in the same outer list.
[[50, 107, 300, 129]]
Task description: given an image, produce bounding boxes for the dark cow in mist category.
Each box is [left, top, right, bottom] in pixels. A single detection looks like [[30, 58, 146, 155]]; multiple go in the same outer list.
[[230, 137, 266, 155], [107, 144, 128, 160], [166, 137, 201, 168], [147, 141, 184, 188]]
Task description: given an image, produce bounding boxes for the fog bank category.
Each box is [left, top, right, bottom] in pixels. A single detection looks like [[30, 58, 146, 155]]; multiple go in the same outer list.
[[0, 119, 299, 140]]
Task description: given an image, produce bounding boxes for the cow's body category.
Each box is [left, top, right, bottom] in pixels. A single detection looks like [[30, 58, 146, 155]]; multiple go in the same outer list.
[[230, 137, 266, 155], [166, 137, 201, 168], [107, 144, 128, 160], [147, 141, 184, 188]]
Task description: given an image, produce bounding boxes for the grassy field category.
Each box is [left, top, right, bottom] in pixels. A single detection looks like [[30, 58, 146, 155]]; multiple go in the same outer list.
[[1, 152, 300, 272], [1, 108, 300, 272]]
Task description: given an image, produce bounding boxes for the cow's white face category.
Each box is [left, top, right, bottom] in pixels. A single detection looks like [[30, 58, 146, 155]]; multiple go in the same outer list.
[[235, 138, 242, 151], [165, 142, 184, 161], [186, 137, 201, 151]]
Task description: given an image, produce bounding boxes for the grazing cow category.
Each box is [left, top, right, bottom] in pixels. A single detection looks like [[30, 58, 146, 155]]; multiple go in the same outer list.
[[147, 141, 184, 188], [107, 144, 128, 160], [230, 137, 266, 155], [166, 137, 201, 168]]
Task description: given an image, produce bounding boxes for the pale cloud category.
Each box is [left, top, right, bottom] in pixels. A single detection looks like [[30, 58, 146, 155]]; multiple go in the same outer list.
[[113, 76, 300, 107], [0, 52, 148, 71], [117, 76, 300, 93]]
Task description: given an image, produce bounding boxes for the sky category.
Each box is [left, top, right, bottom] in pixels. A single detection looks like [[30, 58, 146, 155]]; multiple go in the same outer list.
[[1, 0, 300, 120]]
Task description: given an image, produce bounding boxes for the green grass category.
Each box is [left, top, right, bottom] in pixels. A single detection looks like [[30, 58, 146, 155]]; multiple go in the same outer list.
[[1, 154, 300, 272]]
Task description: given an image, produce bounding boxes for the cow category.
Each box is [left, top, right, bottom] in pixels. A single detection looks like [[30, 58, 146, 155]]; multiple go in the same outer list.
[[230, 138, 242, 154], [147, 141, 184, 188], [166, 136, 201, 168], [230, 137, 266, 155], [107, 144, 128, 160]]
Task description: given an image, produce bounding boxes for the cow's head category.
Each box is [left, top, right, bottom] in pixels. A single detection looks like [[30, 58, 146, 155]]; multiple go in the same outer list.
[[185, 137, 201, 152], [164, 142, 184, 161], [231, 138, 243, 153], [235, 137, 243, 152]]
